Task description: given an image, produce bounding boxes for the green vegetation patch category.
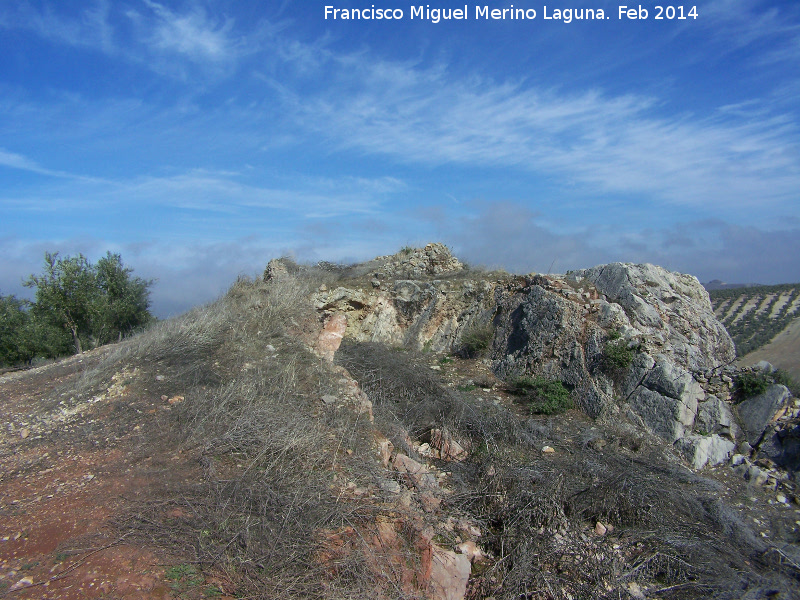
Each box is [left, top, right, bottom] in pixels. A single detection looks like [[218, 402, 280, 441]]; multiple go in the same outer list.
[[1, 251, 153, 367], [734, 369, 800, 402], [601, 330, 635, 376], [509, 375, 573, 415], [459, 321, 494, 358]]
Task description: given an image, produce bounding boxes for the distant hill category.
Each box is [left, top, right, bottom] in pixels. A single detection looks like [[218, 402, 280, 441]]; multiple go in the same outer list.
[[703, 279, 762, 291], [709, 283, 800, 378]]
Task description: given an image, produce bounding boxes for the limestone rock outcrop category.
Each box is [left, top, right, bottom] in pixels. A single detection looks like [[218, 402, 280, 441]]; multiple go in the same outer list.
[[281, 247, 748, 468], [573, 263, 736, 372], [314, 278, 496, 352], [737, 384, 791, 446]]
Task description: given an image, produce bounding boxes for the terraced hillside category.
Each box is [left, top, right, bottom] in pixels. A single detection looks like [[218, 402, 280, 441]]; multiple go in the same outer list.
[[709, 284, 800, 377]]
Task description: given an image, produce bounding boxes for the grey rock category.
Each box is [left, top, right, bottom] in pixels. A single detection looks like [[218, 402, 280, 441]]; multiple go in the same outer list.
[[628, 387, 688, 442], [263, 258, 291, 281], [696, 395, 739, 439], [620, 352, 655, 401], [758, 425, 800, 472], [736, 385, 791, 445], [573, 263, 735, 372], [754, 360, 777, 373], [677, 434, 735, 469], [744, 464, 769, 486]]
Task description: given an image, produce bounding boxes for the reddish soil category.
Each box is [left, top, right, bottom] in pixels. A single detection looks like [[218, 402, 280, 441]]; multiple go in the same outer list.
[[0, 351, 215, 599]]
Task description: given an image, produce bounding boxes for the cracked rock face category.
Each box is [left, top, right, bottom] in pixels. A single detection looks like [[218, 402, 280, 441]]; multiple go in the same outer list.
[[307, 250, 739, 464], [490, 264, 736, 452], [573, 262, 736, 372]]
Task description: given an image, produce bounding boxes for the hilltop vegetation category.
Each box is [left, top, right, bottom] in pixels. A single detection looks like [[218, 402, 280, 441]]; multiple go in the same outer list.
[[0, 251, 153, 367], [709, 283, 800, 357]]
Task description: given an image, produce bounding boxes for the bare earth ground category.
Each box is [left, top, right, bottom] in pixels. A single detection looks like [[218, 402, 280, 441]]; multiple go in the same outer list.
[[3, 344, 800, 599], [741, 318, 800, 381], [0, 350, 225, 600]]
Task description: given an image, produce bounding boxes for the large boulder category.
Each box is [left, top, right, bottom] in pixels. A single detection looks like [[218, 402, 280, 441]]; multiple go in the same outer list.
[[572, 263, 735, 372], [736, 385, 791, 445], [677, 434, 736, 469], [696, 395, 739, 439], [490, 264, 737, 459]]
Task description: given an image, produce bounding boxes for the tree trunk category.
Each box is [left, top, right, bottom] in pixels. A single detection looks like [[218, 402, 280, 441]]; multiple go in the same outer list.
[[71, 327, 82, 354]]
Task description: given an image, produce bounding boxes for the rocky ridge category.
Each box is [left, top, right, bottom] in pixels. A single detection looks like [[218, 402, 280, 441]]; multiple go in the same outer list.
[[291, 245, 798, 478]]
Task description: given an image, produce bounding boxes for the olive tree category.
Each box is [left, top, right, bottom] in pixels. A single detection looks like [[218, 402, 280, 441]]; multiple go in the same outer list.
[[23, 251, 154, 355]]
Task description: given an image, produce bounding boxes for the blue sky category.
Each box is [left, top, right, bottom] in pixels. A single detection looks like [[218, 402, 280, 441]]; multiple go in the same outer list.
[[1, 0, 798, 316]]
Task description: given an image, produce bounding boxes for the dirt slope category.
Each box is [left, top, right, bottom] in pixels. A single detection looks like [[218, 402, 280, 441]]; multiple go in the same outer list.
[[0, 350, 225, 599], [740, 317, 800, 380]]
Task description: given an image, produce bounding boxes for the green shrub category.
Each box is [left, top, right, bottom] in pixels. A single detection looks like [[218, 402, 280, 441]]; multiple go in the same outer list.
[[735, 369, 799, 402], [774, 369, 800, 397], [602, 331, 635, 375], [509, 375, 573, 415], [459, 322, 494, 358], [734, 372, 771, 402]]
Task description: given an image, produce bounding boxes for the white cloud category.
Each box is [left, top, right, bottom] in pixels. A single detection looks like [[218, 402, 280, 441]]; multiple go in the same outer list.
[[703, 0, 800, 64], [0, 1, 117, 53], [0, 147, 106, 182], [140, 0, 236, 63], [282, 49, 800, 211], [0, 167, 403, 222]]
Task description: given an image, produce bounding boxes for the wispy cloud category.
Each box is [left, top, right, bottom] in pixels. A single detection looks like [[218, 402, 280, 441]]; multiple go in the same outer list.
[[0, 1, 261, 80], [0, 147, 105, 182], [282, 49, 799, 211], [0, 1, 114, 54], [139, 0, 237, 63], [0, 167, 403, 223], [703, 0, 800, 64]]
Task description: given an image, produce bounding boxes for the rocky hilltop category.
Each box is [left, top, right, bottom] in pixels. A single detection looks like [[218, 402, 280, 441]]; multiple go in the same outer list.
[[285, 243, 799, 473], [4, 243, 799, 600]]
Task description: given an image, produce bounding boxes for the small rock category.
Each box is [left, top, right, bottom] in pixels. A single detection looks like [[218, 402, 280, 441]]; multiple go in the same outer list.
[[745, 465, 769, 486], [457, 521, 482, 538], [595, 522, 607, 536], [10, 577, 34, 591], [731, 454, 746, 466], [155, 374, 165, 381], [542, 446, 555, 454], [321, 394, 338, 405], [456, 540, 484, 563], [430, 365, 442, 371], [160, 395, 169, 401], [379, 479, 401, 494], [429, 545, 471, 600], [168, 395, 184, 405], [419, 491, 441, 512], [627, 581, 645, 599], [777, 494, 789, 504], [20, 429, 30, 439]]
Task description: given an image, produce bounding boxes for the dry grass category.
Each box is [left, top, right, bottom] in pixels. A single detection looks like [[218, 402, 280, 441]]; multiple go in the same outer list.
[[336, 340, 800, 599], [75, 274, 384, 599], [62, 267, 800, 600]]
